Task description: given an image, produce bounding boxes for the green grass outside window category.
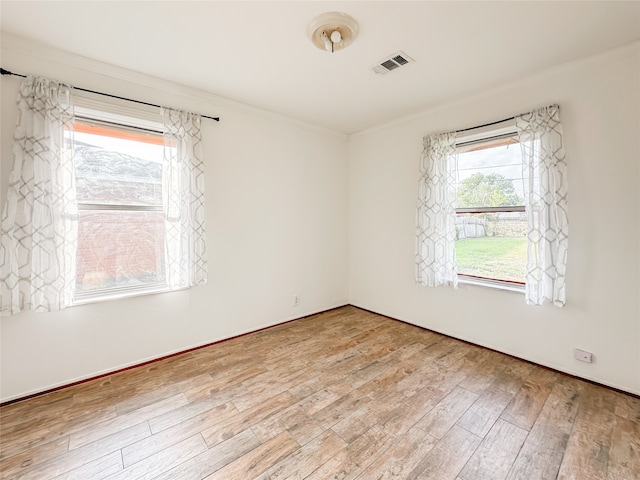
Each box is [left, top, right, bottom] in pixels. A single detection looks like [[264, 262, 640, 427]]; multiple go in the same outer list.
[[455, 236, 527, 283]]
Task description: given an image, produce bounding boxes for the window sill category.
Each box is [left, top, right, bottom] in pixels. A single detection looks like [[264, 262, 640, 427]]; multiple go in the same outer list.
[[458, 275, 525, 294], [73, 284, 176, 307]]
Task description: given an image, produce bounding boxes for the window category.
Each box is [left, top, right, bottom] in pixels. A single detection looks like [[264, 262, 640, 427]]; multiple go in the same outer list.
[[416, 105, 567, 306], [454, 128, 527, 289], [0, 75, 207, 315], [70, 111, 170, 302]]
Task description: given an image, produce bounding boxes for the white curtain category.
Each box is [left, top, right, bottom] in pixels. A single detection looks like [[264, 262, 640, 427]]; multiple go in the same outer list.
[[415, 132, 458, 287], [516, 105, 568, 306], [0, 76, 77, 315], [162, 108, 208, 289]]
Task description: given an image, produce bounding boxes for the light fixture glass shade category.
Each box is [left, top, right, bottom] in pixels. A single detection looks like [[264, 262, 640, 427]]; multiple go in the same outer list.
[[308, 12, 358, 53]]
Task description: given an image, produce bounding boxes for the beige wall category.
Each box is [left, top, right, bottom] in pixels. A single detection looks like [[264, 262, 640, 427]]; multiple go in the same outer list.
[[0, 34, 349, 402], [348, 42, 640, 394]]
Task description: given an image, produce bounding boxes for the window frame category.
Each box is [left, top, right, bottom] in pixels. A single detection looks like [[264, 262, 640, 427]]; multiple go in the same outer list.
[[71, 100, 172, 305], [454, 124, 527, 292]]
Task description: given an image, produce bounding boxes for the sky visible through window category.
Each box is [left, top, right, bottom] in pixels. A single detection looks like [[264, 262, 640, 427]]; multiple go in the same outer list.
[[456, 142, 526, 202], [74, 131, 163, 166]]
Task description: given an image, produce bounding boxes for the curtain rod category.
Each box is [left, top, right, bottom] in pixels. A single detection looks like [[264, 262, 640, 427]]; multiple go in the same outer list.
[[455, 104, 559, 134], [455, 116, 514, 133], [0, 67, 220, 122]]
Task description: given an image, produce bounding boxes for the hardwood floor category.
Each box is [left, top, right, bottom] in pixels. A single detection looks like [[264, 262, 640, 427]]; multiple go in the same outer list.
[[1, 306, 639, 479]]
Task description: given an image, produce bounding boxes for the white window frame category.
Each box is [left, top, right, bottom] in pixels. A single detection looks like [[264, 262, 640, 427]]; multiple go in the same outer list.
[[454, 123, 526, 293], [71, 96, 172, 305]]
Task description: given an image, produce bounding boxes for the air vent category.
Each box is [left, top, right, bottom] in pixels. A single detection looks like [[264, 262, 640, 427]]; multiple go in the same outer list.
[[371, 51, 414, 76]]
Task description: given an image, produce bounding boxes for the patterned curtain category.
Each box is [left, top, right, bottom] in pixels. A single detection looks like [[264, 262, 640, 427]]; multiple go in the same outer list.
[[161, 108, 207, 289], [415, 132, 458, 287], [516, 105, 568, 306], [0, 76, 77, 315]]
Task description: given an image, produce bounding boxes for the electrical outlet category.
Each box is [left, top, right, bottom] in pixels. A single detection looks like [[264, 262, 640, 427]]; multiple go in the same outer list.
[[574, 348, 593, 363], [293, 294, 300, 307]]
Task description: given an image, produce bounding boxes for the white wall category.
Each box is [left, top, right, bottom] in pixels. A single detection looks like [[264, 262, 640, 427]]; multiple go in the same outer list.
[[0, 34, 349, 402], [2, 34, 638, 402], [348, 42, 640, 395]]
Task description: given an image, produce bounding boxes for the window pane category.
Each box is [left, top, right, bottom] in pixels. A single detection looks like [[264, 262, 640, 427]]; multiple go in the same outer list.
[[456, 143, 525, 208], [74, 130, 163, 206], [76, 210, 165, 294], [455, 212, 527, 283]]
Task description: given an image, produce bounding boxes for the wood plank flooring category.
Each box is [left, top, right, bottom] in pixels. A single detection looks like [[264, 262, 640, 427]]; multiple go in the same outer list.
[[1, 306, 639, 479]]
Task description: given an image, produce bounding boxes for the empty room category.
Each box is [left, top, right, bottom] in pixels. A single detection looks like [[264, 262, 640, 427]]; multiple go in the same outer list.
[[0, 1, 639, 479]]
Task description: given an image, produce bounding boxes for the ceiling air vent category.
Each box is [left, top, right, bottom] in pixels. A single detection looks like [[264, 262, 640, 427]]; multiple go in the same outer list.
[[371, 51, 414, 76]]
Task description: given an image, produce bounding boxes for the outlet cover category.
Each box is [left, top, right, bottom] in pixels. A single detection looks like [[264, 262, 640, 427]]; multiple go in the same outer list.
[[574, 348, 593, 363]]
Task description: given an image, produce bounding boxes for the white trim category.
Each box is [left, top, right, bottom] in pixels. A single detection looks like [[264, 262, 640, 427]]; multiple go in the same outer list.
[[458, 275, 525, 294], [455, 123, 517, 145], [73, 284, 175, 307], [74, 92, 163, 132], [72, 107, 168, 305]]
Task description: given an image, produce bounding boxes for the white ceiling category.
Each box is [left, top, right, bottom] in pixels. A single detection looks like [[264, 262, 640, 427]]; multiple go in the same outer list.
[[1, 1, 639, 134]]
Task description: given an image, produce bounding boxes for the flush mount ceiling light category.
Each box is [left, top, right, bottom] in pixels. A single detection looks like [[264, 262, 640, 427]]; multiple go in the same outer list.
[[308, 12, 358, 53]]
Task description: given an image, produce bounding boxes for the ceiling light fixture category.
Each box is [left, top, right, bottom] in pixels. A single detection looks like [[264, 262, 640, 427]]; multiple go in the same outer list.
[[308, 12, 358, 53]]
